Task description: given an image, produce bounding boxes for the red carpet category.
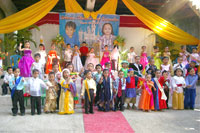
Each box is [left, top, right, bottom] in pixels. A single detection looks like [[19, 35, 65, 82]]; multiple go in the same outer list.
[[83, 108, 134, 133]]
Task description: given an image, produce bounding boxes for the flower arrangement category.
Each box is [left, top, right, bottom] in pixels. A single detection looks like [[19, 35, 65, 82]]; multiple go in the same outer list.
[[0, 51, 8, 60], [114, 35, 125, 47], [52, 34, 65, 61], [114, 36, 128, 61]]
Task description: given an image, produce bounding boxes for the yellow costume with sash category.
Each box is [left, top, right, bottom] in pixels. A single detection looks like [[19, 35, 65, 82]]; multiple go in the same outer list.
[[58, 79, 74, 114]]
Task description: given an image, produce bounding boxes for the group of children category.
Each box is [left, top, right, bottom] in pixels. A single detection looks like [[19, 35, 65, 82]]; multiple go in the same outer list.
[[1, 41, 200, 116]]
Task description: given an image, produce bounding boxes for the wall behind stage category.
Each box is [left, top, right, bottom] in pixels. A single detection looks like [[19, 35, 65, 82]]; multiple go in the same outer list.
[[30, 15, 155, 57], [119, 27, 155, 56]]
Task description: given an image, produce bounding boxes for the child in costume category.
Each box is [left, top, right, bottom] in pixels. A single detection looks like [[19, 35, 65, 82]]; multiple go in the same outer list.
[[125, 68, 139, 109], [44, 72, 61, 113], [63, 44, 73, 68], [80, 41, 89, 66], [66, 63, 79, 106], [99, 23, 116, 51], [161, 70, 171, 109], [140, 46, 148, 69], [9, 68, 26, 116], [18, 41, 34, 77], [163, 47, 172, 66], [190, 48, 200, 65], [132, 56, 143, 77], [161, 56, 172, 74], [152, 46, 162, 70], [98, 69, 114, 112], [184, 68, 198, 109], [72, 45, 83, 72], [35, 44, 47, 67], [120, 60, 129, 78], [27, 69, 47, 115], [114, 70, 126, 111], [100, 45, 111, 69], [59, 69, 76, 114], [145, 58, 157, 78], [173, 57, 186, 76], [128, 47, 137, 68], [2, 67, 13, 95], [110, 45, 120, 71], [52, 63, 61, 109], [138, 74, 155, 111], [152, 69, 167, 111], [31, 53, 44, 79], [81, 70, 96, 114], [179, 45, 189, 66], [46, 44, 61, 74], [94, 64, 103, 105], [171, 68, 186, 110], [85, 47, 97, 69], [185, 60, 198, 76]]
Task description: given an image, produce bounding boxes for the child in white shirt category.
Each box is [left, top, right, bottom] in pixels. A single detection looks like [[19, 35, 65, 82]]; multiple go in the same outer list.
[[27, 69, 47, 115], [32, 53, 44, 79], [2, 67, 14, 95]]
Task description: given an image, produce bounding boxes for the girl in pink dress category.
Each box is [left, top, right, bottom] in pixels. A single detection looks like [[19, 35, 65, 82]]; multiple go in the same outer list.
[[140, 46, 148, 69], [84, 48, 97, 69], [179, 45, 190, 66], [100, 45, 111, 69]]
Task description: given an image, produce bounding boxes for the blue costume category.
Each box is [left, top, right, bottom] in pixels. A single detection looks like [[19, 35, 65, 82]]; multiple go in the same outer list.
[[99, 76, 113, 111], [184, 74, 198, 109]]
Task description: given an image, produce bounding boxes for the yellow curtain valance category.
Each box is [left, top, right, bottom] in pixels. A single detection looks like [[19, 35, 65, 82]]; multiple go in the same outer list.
[[0, 0, 58, 34], [122, 0, 200, 45], [64, 0, 118, 19]]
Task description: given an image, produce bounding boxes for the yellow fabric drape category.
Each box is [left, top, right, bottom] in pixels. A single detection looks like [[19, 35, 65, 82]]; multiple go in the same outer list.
[[65, 0, 118, 19], [0, 0, 59, 33], [122, 0, 200, 45]]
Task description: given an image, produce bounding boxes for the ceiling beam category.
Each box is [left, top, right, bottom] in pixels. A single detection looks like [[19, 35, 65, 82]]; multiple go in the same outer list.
[[156, 0, 188, 19], [86, 0, 96, 11], [0, 0, 17, 16], [188, 2, 200, 17]]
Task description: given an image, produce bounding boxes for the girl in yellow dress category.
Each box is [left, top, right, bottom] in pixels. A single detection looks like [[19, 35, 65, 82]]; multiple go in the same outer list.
[[58, 68, 76, 114], [152, 46, 162, 69]]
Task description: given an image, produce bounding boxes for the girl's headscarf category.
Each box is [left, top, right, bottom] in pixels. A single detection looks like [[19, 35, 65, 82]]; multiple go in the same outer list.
[[61, 68, 70, 79]]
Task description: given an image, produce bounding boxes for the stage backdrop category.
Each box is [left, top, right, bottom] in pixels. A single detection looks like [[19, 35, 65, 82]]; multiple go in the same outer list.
[[59, 13, 120, 56]]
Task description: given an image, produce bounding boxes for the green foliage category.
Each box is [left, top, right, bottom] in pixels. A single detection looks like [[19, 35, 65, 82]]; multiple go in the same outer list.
[[120, 49, 128, 61], [1, 25, 39, 53], [157, 35, 179, 61]]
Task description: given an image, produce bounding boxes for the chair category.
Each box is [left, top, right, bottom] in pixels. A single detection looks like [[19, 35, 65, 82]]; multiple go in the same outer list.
[[10, 55, 21, 69], [41, 88, 46, 106], [23, 88, 30, 106]]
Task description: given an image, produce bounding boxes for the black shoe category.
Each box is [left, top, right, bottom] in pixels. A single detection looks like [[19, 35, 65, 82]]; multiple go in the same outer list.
[[85, 112, 89, 114], [37, 113, 41, 115], [184, 107, 189, 110], [31, 113, 35, 116], [13, 113, 17, 116], [21, 113, 25, 116], [120, 109, 124, 112], [89, 111, 94, 114]]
